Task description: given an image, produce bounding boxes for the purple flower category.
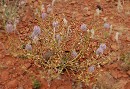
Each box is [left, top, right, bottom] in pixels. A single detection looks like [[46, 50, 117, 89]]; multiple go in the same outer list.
[[56, 34, 61, 41], [80, 23, 87, 31], [25, 44, 32, 51], [52, 21, 58, 28], [104, 23, 110, 29], [33, 26, 41, 35], [42, 12, 47, 20], [31, 25, 41, 38], [71, 50, 78, 58], [99, 43, 106, 50], [5, 23, 14, 33], [88, 65, 95, 73], [96, 47, 104, 55]]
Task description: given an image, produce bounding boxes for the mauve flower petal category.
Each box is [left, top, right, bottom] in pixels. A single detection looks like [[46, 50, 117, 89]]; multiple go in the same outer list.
[[96, 47, 104, 55], [80, 23, 87, 31], [99, 43, 106, 50], [6, 23, 13, 33], [104, 23, 110, 29], [25, 44, 32, 51], [88, 65, 95, 73], [56, 34, 61, 41], [31, 25, 41, 38], [52, 21, 58, 27], [42, 12, 47, 20], [71, 50, 78, 58]]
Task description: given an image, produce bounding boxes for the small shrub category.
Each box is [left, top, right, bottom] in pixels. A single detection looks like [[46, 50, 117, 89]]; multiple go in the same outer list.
[[33, 79, 41, 89], [120, 52, 130, 70]]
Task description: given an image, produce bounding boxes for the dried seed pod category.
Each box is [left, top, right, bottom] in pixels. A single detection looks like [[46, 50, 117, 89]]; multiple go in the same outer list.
[[63, 17, 68, 26], [90, 29, 95, 39], [115, 32, 119, 43], [47, 4, 52, 14]]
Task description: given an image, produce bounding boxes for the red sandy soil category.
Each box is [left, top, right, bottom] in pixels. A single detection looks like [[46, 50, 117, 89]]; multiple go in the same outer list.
[[0, 0, 130, 89]]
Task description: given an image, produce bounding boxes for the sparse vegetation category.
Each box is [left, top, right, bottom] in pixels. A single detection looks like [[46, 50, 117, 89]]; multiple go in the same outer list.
[[32, 79, 41, 89], [0, 0, 130, 88]]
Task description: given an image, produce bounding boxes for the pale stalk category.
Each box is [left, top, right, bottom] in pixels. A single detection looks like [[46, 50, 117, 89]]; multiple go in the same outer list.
[[53, 27, 56, 41]]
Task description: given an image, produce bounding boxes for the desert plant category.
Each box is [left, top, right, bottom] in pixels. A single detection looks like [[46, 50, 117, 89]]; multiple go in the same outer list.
[[0, 0, 25, 31], [120, 52, 130, 70], [2, 0, 128, 87], [32, 79, 41, 89]]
